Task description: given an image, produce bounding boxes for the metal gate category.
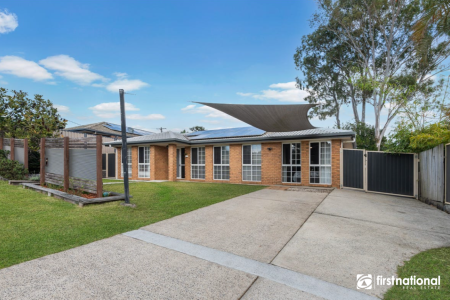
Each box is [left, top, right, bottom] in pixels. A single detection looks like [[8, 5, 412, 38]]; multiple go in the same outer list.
[[341, 149, 365, 190], [341, 149, 418, 198]]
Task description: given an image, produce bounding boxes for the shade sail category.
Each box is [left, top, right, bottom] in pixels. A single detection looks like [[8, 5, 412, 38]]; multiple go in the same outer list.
[[196, 102, 316, 132]]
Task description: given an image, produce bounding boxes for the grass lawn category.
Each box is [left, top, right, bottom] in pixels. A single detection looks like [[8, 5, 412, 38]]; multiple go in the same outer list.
[[384, 247, 450, 300], [102, 178, 122, 183], [0, 181, 265, 269]]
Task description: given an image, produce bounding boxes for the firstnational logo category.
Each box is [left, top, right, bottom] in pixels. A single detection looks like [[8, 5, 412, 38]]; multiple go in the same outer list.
[[356, 274, 441, 290]]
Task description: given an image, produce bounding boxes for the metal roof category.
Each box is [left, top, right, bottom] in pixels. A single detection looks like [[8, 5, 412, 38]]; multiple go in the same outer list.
[[105, 126, 355, 146], [196, 102, 316, 132], [64, 122, 154, 137], [185, 126, 265, 140]]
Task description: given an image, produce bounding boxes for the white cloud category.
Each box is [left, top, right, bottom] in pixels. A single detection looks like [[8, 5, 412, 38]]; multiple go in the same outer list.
[[54, 104, 70, 114], [238, 81, 309, 102], [89, 102, 140, 118], [182, 105, 239, 121], [181, 104, 196, 111], [201, 120, 220, 124], [39, 55, 107, 85], [236, 92, 253, 97], [0, 56, 53, 81], [106, 72, 149, 92], [0, 9, 18, 34], [127, 113, 165, 120]]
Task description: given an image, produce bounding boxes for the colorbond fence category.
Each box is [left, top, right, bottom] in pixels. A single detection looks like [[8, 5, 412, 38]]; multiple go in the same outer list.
[[0, 137, 29, 168], [40, 136, 103, 196]]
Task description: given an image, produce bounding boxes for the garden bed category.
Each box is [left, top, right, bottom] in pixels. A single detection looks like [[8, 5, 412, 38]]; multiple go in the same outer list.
[[21, 183, 130, 207]]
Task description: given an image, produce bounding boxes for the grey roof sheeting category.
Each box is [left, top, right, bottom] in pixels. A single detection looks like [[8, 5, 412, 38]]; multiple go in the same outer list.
[[196, 102, 317, 132], [104, 127, 355, 146]]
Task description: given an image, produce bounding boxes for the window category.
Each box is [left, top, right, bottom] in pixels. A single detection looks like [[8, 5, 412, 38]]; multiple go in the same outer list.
[[191, 147, 205, 179], [121, 147, 132, 178], [213, 146, 230, 180], [310, 141, 331, 184], [282, 143, 301, 183], [242, 144, 261, 181], [138, 146, 150, 178]]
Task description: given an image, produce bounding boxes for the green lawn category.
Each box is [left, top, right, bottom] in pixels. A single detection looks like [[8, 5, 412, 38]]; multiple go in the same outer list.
[[384, 247, 450, 300], [102, 178, 122, 183], [0, 181, 265, 269]]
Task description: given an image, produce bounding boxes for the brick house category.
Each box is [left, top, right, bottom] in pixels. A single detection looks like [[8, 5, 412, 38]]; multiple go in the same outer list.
[[105, 126, 355, 188]]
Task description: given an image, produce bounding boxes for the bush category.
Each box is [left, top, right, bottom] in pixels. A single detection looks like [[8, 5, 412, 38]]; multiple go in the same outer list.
[[0, 150, 28, 180]]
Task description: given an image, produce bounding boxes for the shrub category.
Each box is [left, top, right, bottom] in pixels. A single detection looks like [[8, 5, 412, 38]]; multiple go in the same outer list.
[[0, 150, 28, 180]]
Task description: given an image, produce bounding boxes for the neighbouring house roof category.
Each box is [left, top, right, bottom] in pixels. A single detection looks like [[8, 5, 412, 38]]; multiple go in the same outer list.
[[196, 102, 317, 132], [63, 122, 154, 138], [104, 126, 355, 146]]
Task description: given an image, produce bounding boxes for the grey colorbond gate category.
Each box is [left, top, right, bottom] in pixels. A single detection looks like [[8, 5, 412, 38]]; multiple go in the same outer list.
[[341, 149, 365, 190], [341, 149, 418, 198]]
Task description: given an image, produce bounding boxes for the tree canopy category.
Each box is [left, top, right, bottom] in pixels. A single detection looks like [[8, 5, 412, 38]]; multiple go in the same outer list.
[[297, 0, 450, 150], [0, 88, 67, 150]]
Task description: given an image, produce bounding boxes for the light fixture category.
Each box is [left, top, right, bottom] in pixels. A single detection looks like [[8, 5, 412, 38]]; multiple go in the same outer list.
[[267, 147, 272, 151]]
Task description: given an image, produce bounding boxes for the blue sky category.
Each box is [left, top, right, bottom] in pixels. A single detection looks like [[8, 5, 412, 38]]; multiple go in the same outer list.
[[0, 0, 356, 133]]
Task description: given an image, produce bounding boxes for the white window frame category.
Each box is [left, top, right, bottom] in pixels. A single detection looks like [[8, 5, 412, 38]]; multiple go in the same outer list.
[[242, 144, 261, 182], [121, 146, 132, 178], [282, 142, 302, 183], [213, 145, 230, 180], [309, 141, 332, 184], [191, 147, 205, 180], [138, 146, 150, 178]]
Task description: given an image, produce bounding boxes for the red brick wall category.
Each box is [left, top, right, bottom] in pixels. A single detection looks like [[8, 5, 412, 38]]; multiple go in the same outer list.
[[331, 140, 341, 188], [184, 146, 191, 180], [151, 145, 168, 180], [168, 144, 177, 181], [204, 145, 213, 182], [301, 141, 310, 185], [261, 142, 282, 185], [230, 144, 242, 184], [117, 139, 343, 188]]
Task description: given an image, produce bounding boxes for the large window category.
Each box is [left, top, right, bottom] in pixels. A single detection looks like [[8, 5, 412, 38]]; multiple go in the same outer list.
[[121, 146, 132, 178], [213, 146, 230, 180], [310, 141, 331, 184], [191, 147, 205, 179], [242, 144, 261, 181], [138, 146, 150, 178], [282, 143, 301, 183]]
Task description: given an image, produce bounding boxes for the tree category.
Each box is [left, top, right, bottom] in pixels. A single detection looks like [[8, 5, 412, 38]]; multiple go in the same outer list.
[[295, 20, 368, 127], [0, 88, 67, 150], [189, 126, 206, 132], [308, 0, 450, 149], [342, 122, 386, 150], [385, 76, 450, 153]]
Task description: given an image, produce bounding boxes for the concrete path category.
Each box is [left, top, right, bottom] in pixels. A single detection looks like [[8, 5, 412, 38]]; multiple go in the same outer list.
[[1, 187, 449, 299]]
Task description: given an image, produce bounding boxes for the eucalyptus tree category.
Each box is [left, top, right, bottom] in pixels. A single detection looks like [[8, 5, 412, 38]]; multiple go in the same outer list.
[[309, 0, 450, 149], [295, 23, 368, 128]]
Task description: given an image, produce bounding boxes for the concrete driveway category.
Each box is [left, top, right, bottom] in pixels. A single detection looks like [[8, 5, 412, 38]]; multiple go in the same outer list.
[[1, 187, 449, 299]]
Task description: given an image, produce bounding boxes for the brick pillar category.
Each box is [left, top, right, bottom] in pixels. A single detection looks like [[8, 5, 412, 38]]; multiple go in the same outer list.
[[331, 139, 341, 188], [168, 144, 177, 181], [184, 146, 191, 180], [132, 146, 138, 179], [229, 144, 242, 184], [205, 145, 213, 182], [261, 142, 282, 185], [301, 141, 310, 185], [150, 145, 156, 180], [24, 139, 29, 169], [0, 134, 3, 150], [117, 147, 122, 179]]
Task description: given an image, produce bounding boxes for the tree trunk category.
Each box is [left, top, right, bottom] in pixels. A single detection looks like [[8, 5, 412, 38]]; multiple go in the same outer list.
[[361, 97, 366, 124]]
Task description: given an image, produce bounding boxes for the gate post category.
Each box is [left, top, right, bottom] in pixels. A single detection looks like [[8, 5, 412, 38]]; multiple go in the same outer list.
[[363, 150, 368, 192], [63, 137, 69, 192], [24, 139, 29, 170], [414, 153, 419, 199], [96, 135, 103, 197]]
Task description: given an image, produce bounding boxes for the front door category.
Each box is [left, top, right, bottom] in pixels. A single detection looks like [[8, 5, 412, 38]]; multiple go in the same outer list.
[[176, 148, 185, 179]]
